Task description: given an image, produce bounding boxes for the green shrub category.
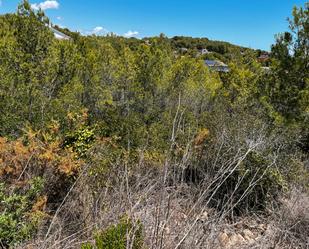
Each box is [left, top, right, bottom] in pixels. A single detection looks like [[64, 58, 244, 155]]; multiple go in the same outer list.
[[205, 150, 287, 214], [63, 126, 95, 157], [0, 177, 44, 248], [81, 217, 144, 249]]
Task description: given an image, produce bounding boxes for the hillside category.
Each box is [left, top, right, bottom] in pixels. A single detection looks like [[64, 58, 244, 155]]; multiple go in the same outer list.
[[0, 1, 308, 249]]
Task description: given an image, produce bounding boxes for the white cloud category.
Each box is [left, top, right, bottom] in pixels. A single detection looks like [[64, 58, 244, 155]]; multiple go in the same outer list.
[[31, 0, 59, 10], [93, 26, 104, 33], [88, 26, 108, 35], [123, 30, 139, 38], [56, 16, 63, 20]]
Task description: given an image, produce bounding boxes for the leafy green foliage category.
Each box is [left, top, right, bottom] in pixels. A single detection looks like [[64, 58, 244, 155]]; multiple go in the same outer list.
[[0, 177, 44, 248], [0, 1, 308, 247], [63, 127, 95, 157], [259, 3, 309, 124], [220, 151, 286, 212], [81, 217, 143, 249]]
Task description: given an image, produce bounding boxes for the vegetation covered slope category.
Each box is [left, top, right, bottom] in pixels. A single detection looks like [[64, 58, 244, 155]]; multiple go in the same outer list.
[[0, 1, 308, 248]]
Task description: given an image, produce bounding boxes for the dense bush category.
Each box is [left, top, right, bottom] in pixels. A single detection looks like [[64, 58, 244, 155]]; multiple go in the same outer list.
[[0, 1, 307, 248], [0, 178, 44, 248], [0, 127, 82, 247], [82, 217, 144, 249]]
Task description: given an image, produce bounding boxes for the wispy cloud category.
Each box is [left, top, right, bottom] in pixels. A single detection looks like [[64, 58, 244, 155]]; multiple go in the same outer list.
[[84, 26, 109, 36], [92, 26, 105, 34], [31, 0, 59, 10], [81, 27, 138, 37], [56, 16, 63, 21], [123, 30, 139, 38]]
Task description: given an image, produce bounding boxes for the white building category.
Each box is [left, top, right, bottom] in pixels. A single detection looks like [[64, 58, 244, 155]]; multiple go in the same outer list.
[[50, 27, 71, 40], [200, 48, 211, 55]]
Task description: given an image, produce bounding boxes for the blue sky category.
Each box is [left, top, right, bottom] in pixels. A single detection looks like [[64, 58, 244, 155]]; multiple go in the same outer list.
[[0, 0, 307, 50]]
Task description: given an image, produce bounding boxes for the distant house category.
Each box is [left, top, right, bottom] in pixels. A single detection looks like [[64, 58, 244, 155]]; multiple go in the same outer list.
[[50, 27, 71, 40], [200, 48, 211, 55], [205, 60, 229, 72], [196, 48, 211, 57]]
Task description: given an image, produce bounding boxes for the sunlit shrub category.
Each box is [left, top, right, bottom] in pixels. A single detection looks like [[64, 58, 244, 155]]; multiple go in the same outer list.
[[0, 126, 82, 246], [0, 178, 45, 248], [81, 217, 144, 249]]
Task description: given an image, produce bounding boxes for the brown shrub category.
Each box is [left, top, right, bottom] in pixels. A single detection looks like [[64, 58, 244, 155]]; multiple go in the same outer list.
[[0, 127, 82, 212]]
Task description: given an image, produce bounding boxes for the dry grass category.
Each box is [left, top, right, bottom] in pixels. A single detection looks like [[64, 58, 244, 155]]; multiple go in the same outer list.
[[12, 115, 309, 249], [271, 188, 309, 249], [15, 153, 308, 249]]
